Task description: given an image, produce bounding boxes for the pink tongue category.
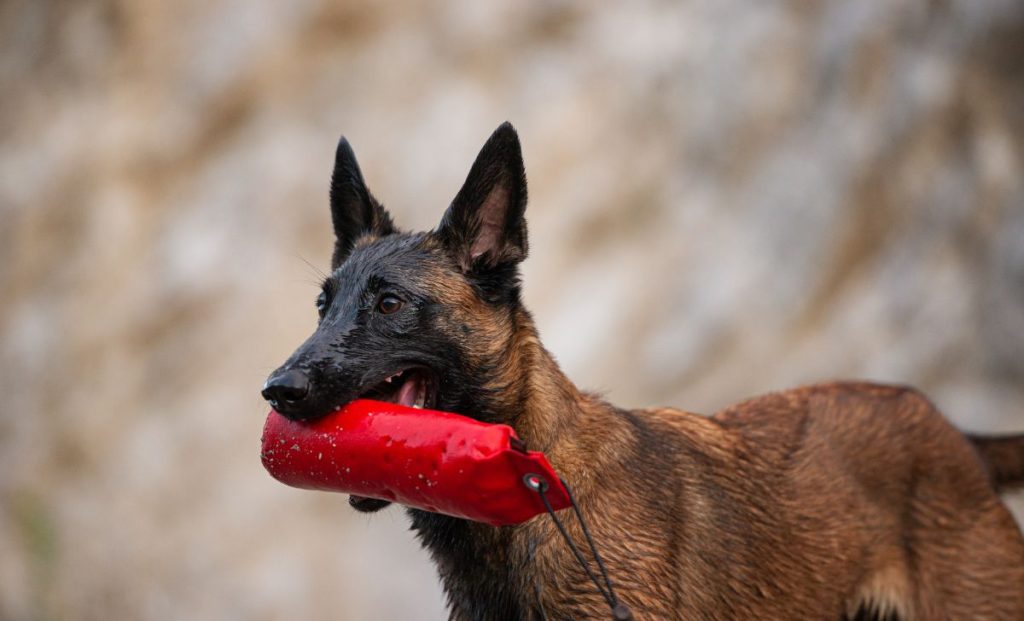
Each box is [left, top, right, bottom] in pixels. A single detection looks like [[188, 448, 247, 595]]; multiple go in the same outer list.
[[396, 374, 420, 407]]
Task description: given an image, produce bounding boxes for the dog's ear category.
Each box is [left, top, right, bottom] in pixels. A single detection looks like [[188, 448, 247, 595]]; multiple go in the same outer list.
[[329, 136, 395, 268], [437, 122, 528, 273]]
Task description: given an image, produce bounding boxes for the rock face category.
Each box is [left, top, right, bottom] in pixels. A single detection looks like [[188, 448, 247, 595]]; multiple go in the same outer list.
[[1, 1, 1022, 619]]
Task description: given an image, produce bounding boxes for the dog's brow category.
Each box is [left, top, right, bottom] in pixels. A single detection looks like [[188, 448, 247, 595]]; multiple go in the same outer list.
[[366, 274, 390, 292]]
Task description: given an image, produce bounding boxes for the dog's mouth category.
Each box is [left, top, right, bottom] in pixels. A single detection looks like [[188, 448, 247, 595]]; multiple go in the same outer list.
[[357, 367, 438, 410], [347, 367, 437, 512]]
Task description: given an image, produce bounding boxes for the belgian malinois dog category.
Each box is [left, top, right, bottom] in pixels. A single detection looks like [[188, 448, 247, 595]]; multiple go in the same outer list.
[[262, 123, 1024, 620]]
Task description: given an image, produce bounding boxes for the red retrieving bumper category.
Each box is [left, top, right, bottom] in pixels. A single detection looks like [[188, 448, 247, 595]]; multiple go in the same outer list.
[[261, 399, 571, 526]]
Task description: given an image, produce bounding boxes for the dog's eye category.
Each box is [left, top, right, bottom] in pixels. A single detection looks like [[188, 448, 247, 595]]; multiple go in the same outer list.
[[376, 295, 403, 315], [316, 291, 329, 318]]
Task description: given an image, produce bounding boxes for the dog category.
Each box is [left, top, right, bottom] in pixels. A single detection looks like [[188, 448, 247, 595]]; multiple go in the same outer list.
[[262, 122, 1024, 620]]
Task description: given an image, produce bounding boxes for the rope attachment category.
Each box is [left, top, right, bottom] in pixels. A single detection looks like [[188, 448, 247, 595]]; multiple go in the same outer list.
[[522, 473, 634, 621]]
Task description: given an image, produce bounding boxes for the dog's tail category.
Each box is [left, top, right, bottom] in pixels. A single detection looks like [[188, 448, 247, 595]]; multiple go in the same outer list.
[[970, 434, 1024, 492]]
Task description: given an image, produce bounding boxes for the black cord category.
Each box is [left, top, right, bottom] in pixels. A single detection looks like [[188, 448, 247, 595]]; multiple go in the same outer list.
[[534, 479, 613, 605], [523, 474, 634, 620], [563, 481, 618, 608]]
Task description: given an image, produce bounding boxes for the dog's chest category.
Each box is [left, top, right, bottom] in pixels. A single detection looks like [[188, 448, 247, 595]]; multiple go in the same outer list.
[[410, 510, 650, 620]]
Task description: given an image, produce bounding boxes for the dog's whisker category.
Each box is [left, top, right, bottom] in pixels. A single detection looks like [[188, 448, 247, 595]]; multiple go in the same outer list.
[[295, 254, 327, 281]]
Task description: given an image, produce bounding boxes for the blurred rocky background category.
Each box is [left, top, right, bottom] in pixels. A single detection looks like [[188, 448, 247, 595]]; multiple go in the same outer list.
[[1, 0, 1022, 619]]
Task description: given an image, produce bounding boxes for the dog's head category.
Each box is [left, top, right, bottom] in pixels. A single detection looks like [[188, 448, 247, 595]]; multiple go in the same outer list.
[[262, 122, 529, 437]]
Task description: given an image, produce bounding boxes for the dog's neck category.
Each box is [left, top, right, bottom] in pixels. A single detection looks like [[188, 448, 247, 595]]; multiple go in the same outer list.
[[411, 304, 637, 618], [480, 305, 630, 497], [407, 307, 622, 618], [507, 314, 587, 445]]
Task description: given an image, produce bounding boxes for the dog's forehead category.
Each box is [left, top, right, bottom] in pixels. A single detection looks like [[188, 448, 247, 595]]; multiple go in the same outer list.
[[331, 232, 446, 291]]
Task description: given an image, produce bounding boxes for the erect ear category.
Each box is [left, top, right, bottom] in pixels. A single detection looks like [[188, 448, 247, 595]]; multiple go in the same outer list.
[[329, 136, 395, 268], [437, 122, 528, 272]]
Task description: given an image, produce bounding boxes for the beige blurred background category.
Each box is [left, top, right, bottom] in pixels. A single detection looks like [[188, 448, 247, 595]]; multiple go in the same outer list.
[[2, 1, 1023, 619]]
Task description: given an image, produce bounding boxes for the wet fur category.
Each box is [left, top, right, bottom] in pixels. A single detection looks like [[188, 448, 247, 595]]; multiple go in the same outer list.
[[267, 123, 1024, 619]]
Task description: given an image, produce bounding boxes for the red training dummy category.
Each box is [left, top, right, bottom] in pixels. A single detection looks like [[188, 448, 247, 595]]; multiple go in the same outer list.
[[261, 400, 571, 526]]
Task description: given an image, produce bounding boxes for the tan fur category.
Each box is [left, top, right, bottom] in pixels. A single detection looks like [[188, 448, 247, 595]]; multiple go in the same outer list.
[[465, 309, 1024, 620]]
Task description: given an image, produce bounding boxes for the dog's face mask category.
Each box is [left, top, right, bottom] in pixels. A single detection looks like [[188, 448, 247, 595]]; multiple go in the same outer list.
[[262, 123, 530, 468]]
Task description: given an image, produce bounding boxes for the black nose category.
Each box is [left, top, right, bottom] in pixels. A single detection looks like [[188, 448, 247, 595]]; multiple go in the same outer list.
[[262, 369, 310, 412]]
